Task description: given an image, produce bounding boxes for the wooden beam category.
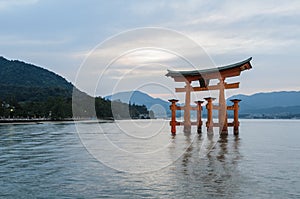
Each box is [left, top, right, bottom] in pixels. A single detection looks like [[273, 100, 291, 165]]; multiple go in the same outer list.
[[175, 121, 199, 126], [176, 106, 198, 111], [191, 107, 198, 111], [213, 123, 220, 127], [227, 122, 234, 127], [175, 87, 188, 92], [212, 122, 237, 127], [212, 105, 219, 110], [227, 106, 235, 110], [224, 82, 240, 89], [213, 122, 235, 127], [176, 106, 183, 110], [176, 121, 183, 126], [175, 82, 240, 92]]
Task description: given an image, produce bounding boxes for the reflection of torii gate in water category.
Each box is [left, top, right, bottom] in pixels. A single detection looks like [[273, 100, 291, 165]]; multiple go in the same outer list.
[[166, 57, 253, 135]]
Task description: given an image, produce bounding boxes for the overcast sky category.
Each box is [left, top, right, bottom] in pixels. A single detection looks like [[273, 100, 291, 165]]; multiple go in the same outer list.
[[0, 0, 299, 100]]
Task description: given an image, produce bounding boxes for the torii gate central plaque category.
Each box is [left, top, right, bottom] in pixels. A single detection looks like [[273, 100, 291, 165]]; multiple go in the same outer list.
[[166, 57, 253, 135]]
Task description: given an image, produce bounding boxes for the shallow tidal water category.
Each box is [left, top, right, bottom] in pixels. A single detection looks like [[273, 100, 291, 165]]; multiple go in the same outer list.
[[0, 119, 300, 198]]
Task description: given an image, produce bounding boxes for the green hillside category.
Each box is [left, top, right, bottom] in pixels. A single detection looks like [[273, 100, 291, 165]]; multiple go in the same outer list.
[[0, 56, 150, 120], [0, 56, 73, 102]]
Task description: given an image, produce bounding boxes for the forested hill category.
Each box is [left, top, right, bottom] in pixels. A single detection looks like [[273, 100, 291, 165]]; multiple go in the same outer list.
[[0, 56, 73, 102], [0, 56, 150, 120]]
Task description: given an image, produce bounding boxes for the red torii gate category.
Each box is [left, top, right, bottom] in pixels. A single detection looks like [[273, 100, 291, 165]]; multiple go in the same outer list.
[[166, 57, 253, 135]]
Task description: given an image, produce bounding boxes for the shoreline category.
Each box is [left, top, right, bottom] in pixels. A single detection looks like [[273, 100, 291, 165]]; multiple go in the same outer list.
[[0, 118, 114, 125], [1, 118, 298, 125]]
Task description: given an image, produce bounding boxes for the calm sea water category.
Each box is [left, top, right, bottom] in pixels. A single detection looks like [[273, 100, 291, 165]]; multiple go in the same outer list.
[[0, 119, 300, 198]]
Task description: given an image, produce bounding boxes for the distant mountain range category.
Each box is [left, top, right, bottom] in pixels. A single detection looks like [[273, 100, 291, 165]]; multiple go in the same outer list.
[[227, 91, 300, 110], [105, 91, 171, 118], [227, 91, 300, 118], [106, 90, 300, 119]]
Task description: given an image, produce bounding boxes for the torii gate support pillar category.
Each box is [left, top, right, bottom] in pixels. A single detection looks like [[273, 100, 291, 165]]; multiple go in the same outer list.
[[183, 81, 192, 133], [205, 97, 215, 133], [169, 99, 179, 135], [219, 78, 228, 136], [195, 100, 204, 134], [230, 99, 242, 135]]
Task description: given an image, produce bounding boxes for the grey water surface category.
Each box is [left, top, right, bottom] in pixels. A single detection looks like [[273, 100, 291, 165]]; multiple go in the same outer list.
[[0, 119, 299, 198]]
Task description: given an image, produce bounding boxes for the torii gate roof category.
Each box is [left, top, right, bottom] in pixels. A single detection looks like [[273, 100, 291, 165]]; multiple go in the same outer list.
[[166, 57, 252, 82]]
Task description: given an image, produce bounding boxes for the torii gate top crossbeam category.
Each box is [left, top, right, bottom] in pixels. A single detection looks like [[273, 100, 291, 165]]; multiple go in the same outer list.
[[165, 57, 252, 83]]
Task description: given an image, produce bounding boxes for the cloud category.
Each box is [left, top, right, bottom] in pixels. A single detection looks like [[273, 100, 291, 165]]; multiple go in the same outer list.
[[0, 35, 71, 47], [0, 0, 39, 10], [0, 0, 299, 97], [156, 1, 300, 56]]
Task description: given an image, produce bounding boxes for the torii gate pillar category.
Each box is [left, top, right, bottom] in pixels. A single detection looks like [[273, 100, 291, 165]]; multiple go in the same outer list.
[[183, 81, 192, 132], [218, 78, 228, 135]]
